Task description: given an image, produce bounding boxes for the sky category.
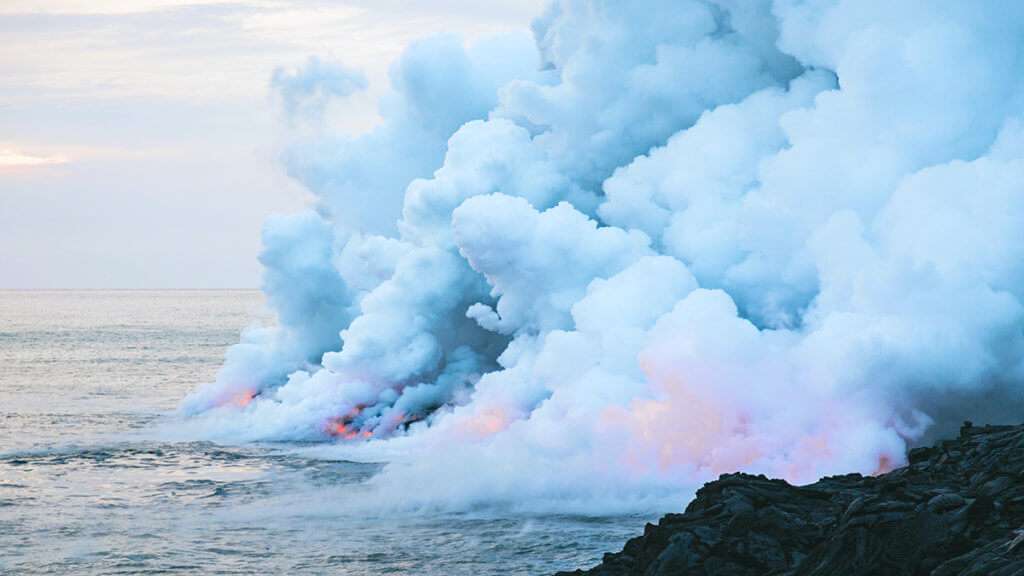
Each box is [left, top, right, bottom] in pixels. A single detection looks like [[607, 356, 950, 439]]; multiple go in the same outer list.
[[0, 0, 543, 288]]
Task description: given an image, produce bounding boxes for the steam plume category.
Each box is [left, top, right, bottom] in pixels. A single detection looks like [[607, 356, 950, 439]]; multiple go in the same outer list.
[[182, 0, 1024, 511]]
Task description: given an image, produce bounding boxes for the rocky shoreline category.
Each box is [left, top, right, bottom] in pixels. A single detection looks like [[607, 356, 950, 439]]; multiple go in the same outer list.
[[559, 422, 1024, 575]]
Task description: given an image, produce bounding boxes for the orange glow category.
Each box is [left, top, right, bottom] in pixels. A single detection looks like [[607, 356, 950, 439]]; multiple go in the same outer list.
[[873, 454, 895, 476], [324, 410, 374, 441], [460, 407, 510, 438], [607, 367, 732, 476], [603, 347, 909, 486], [224, 389, 256, 408], [327, 420, 359, 440]]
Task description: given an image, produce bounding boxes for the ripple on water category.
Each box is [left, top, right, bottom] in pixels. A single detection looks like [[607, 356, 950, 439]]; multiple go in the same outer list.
[[0, 439, 648, 575], [0, 292, 650, 574]]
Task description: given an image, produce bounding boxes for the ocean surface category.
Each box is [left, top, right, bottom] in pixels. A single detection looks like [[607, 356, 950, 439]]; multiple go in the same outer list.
[[0, 290, 648, 575]]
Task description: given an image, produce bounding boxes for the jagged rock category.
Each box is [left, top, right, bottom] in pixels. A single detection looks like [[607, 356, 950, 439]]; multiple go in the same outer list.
[[558, 423, 1024, 576]]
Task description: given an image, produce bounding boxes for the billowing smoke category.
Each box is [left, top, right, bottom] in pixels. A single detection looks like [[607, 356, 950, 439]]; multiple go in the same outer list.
[[181, 0, 1024, 511]]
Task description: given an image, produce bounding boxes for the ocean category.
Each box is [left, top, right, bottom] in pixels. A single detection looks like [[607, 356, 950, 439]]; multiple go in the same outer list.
[[0, 290, 646, 574]]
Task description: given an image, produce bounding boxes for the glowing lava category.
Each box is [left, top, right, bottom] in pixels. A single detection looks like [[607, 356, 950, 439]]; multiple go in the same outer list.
[[328, 420, 362, 440], [222, 389, 256, 408], [325, 406, 374, 441]]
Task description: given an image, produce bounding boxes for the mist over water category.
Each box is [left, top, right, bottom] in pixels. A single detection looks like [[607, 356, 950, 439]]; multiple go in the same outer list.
[[181, 0, 1024, 514], [0, 291, 641, 574], [7, 0, 1024, 571]]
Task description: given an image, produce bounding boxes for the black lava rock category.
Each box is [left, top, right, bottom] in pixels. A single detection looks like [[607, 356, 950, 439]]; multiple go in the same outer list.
[[558, 423, 1024, 576]]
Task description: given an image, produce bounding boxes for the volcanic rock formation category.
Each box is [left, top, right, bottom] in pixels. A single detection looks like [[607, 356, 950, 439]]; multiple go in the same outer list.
[[560, 422, 1024, 575]]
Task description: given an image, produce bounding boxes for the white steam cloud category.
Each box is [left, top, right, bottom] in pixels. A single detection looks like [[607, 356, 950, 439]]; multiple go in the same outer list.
[[271, 56, 368, 121], [181, 0, 1024, 512]]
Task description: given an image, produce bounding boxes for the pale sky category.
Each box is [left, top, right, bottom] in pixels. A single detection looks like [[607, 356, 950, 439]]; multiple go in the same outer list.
[[0, 0, 543, 288]]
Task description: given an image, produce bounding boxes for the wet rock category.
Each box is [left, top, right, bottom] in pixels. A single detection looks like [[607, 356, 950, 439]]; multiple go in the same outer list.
[[928, 493, 966, 513], [558, 423, 1024, 576]]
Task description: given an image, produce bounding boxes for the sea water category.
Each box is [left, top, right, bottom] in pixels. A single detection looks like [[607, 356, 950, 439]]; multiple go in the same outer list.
[[0, 290, 647, 574]]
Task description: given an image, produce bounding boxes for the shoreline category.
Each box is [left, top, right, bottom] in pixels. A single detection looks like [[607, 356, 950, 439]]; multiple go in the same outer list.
[[561, 422, 1024, 575]]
